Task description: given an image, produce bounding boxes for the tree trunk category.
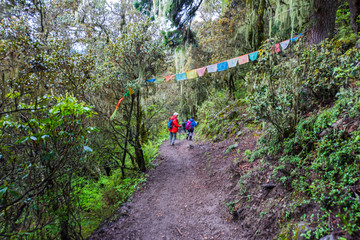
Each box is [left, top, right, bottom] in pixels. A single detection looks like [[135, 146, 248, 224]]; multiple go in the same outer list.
[[228, 72, 235, 100], [120, 94, 135, 178], [1, 72, 6, 112], [256, 0, 266, 48], [134, 90, 146, 172], [348, 0, 360, 48], [60, 218, 70, 240], [308, 0, 339, 45]]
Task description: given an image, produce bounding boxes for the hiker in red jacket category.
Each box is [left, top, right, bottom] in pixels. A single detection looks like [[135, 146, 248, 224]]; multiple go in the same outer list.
[[168, 112, 181, 146]]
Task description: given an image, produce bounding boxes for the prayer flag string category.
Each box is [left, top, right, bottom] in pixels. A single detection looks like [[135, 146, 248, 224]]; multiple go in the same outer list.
[[109, 33, 302, 120]]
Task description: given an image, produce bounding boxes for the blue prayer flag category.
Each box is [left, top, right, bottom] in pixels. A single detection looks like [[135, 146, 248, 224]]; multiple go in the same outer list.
[[176, 73, 187, 81], [146, 78, 156, 82], [217, 62, 228, 72], [291, 33, 301, 42], [248, 51, 259, 61]]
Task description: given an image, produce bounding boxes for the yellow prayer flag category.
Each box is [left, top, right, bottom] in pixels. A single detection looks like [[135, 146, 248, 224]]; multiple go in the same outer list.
[[186, 70, 197, 79], [129, 88, 134, 95]]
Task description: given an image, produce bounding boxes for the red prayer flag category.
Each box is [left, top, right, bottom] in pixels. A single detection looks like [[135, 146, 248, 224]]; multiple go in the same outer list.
[[272, 43, 281, 53], [238, 54, 249, 65], [110, 97, 125, 120], [196, 67, 207, 77], [165, 74, 176, 82], [116, 97, 124, 110]]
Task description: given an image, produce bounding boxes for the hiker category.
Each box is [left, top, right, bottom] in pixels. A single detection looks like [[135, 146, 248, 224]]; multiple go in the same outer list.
[[168, 112, 181, 146], [182, 120, 187, 134], [186, 117, 198, 140]]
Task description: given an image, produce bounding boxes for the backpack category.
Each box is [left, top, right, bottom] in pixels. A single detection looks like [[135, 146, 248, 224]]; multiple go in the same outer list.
[[167, 119, 173, 130], [186, 120, 191, 130]]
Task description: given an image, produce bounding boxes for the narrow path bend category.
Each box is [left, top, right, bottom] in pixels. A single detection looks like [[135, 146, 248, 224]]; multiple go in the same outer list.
[[90, 138, 244, 240]]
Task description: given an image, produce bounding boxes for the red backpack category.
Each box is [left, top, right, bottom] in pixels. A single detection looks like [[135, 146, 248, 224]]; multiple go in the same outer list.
[[186, 120, 191, 130]]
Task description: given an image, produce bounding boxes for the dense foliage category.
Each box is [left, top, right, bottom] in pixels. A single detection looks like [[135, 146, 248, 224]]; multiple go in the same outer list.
[[245, 39, 360, 238], [0, 1, 167, 238]]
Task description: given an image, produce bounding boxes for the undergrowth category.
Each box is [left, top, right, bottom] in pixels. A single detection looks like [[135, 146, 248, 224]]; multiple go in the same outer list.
[[248, 38, 360, 238], [196, 90, 250, 141], [78, 129, 167, 238]]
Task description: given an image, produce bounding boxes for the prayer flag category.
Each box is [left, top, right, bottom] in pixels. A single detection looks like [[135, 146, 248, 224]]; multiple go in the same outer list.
[[116, 98, 124, 110], [248, 51, 259, 61], [186, 70, 197, 79], [123, 91, 129, 97], [207, 64, 218, 73], [110, 97, 124, 120], [217, 62, 228, 72], [259, 49, 265, 56], [291, 33, 301, 42], [227, 58, 238, 68], [238, 55, 249, 65], [196, 67, 207, 77], [165, 74, 176, 82], [273, 43, 281, 53], [110, 109, 118, 120], [280, 40, 290, 50], [176, 72, 187, 81], [146, 78, 156, 83], [129, 88, 134, 95], [156, 77, 165, 83]]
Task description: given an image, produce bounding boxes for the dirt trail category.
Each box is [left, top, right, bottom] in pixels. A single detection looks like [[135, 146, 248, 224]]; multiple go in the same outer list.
[[89, 137, 245, 240]]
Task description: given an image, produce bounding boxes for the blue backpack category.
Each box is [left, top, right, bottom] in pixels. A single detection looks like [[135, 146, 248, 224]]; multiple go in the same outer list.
[[167, 119, 173, 130]]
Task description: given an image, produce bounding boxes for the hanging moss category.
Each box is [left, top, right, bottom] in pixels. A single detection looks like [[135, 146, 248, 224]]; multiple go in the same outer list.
[[232, 0, 310, 51], [270, 0, 310, 38]]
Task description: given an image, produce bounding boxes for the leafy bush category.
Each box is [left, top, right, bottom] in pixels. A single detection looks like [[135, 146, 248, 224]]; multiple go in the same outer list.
[[197, 90, 247, 140], [0, 95, 97, 239], [78, 171, 147, 238], [246, 39, 360, 139], [256, 87, 360, 237], [247, 37, 360, 237]]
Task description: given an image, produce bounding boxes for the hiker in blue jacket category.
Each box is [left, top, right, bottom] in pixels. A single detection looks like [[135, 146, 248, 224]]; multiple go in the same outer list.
[[186, 117, 197, 140], [181, 120, 187, 134]]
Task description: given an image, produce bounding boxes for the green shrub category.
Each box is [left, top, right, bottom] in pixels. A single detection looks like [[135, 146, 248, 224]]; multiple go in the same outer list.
[[247, 37, 360, 237], [246, 39, 360, 139], [0, 95, 97, 239], [197, 90, 247, 140], [256, 87, 360, 237], [78, 171, 147, 238]]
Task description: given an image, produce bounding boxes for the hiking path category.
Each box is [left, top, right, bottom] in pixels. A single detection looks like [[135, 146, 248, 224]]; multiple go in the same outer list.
[[89, 136, 253, 240]]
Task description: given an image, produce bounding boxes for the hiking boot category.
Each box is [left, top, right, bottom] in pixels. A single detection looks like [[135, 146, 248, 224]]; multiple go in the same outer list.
[[186, 136, 188, 140], [189, 136, 192, 140]]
